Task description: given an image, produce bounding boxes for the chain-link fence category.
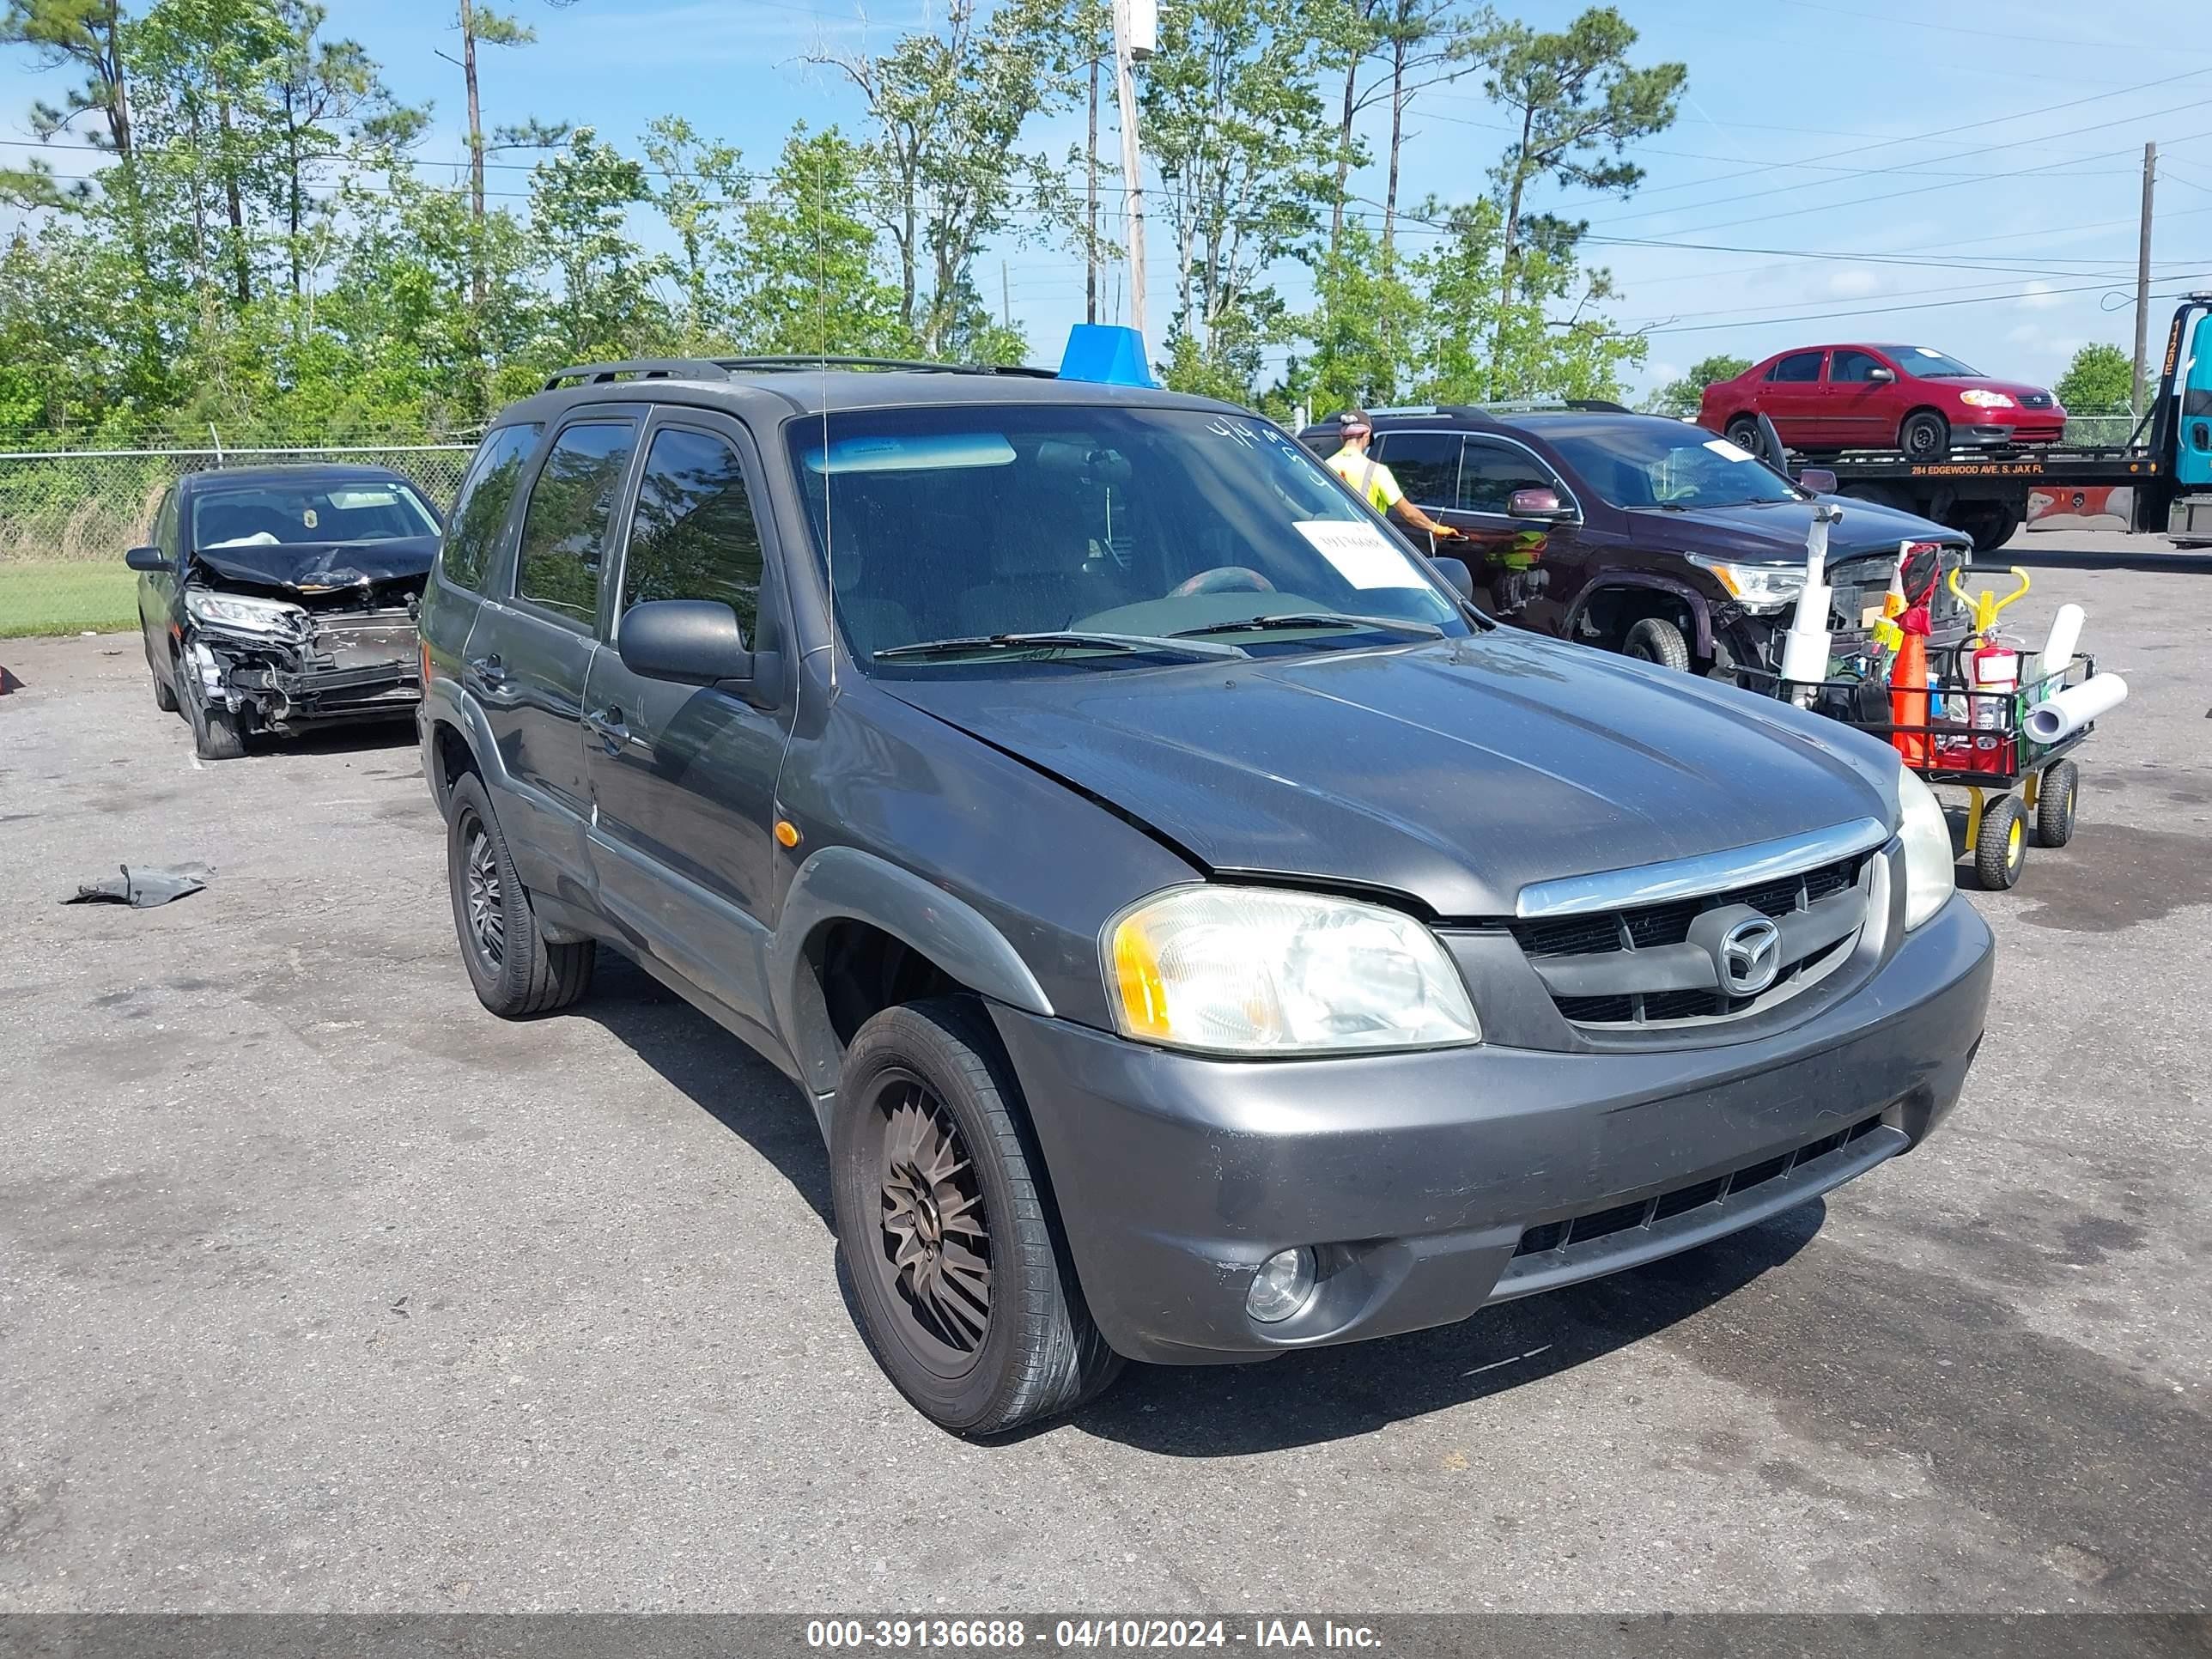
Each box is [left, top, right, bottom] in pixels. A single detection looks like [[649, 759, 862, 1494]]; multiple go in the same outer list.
[[0, 445, 473, 639]]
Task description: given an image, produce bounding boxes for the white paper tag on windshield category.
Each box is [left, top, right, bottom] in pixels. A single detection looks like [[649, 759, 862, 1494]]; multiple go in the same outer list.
[[1704, 437, 1755, 463], [1293, 520, 1425, 589]]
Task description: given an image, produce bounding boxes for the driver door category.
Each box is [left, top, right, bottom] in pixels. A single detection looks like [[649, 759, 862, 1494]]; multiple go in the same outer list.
[[1449, 436, 1589, 636], [585, 414, 795, 1036], [1826, 349, 1895, 447]]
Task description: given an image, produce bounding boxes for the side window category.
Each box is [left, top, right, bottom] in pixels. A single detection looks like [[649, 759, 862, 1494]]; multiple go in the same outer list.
[[1767, 350, 1825, 384], [153, 489, 179, 561], [620, 427, 767, 640], [1373, 431, 1460, 507], [1459, 441, 1560, 515], [441, 423, 541, 592], [514, 421, 637, 626], [1830, 349, 1885, 384]]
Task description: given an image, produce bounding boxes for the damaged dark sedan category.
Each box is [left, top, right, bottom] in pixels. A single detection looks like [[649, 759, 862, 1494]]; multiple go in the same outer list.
[[126, 465, 445, 759]]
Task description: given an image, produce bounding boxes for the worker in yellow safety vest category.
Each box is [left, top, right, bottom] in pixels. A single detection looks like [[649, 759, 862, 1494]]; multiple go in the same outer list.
[[1324, 410, 1463, 544]]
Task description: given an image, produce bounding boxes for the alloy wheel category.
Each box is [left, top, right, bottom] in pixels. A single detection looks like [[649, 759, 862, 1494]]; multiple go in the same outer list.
[[463, 819, 506, 967], [872, 1076, 993, 1372]]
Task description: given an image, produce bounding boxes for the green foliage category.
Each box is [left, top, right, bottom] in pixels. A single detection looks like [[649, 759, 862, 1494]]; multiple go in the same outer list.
[[0, 0, 1674, 446], [1644, 353, 1750, 414], [2054, 342, 2135, 415]]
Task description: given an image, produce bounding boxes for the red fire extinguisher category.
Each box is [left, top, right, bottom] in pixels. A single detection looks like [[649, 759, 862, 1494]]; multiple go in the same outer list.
[[1948, 567, 2033, 763]]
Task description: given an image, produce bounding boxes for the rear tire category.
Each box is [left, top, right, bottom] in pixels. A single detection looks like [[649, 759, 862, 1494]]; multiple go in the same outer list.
[[1900, 410, 1950, 460], [1622, 615, 1692, 672], [445, 772, 595, 1017], [1724, 416, 1762, 453], [2035, 759, 2079, 848], [176, 656, 246, 760], [1973, 793, 2027, 890], [831, 997, 1123, 1436]]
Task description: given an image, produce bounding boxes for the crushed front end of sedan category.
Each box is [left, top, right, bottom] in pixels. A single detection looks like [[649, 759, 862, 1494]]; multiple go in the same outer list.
[[179, 542, 428, 734]]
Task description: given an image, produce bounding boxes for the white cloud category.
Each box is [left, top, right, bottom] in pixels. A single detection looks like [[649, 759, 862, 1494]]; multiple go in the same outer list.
[[1825, 267, 1881, 299], [2018, 281, 2064, 311]]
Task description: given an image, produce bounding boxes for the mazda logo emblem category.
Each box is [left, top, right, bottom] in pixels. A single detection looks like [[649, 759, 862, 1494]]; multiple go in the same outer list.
[[1719, 917, 1783, 995]]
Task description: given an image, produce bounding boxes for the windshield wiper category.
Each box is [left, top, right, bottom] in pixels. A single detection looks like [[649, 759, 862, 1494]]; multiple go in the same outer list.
[[1170, 611, 1444, 641], [872, 630, 1247, 663]]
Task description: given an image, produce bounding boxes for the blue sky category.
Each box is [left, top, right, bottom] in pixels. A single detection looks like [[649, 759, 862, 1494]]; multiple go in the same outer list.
[[10, 0, 2211, 398]]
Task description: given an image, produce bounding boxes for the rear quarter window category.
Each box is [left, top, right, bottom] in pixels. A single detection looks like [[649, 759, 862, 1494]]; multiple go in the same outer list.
[[440, 424, 543, 592]]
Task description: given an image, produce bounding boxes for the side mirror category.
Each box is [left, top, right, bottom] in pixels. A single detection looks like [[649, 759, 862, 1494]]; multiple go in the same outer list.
[[618, 599, 763, 690], [1431, 556, 1474, 601], [1507, 487, 1571, 521], [1867, 366, 1896, 384], [125, 545, 167, 572], [1797, 467, 1839, 495]]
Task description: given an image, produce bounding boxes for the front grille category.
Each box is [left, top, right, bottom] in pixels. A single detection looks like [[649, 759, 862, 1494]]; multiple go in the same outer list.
[[2020, 392, 2053, 409], [1512, 852, 1870, 1029], [1510, 1114, 1887, 1258]]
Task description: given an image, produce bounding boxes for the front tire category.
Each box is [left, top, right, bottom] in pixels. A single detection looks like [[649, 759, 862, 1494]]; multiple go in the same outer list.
[[1974, 793, 2027, 890], [1622, 615, 1692, 672], [147, 635, 178, 712], [1900, 410, 1950, 459], [176, 656, 246, 760], [445, 772, 595, 1017], [831, 997, 1122, 1436]]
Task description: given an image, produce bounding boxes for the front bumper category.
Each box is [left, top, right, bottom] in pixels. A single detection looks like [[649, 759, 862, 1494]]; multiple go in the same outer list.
[[1960, 422, 2063, 447], [990, 894, 1992, 1365]]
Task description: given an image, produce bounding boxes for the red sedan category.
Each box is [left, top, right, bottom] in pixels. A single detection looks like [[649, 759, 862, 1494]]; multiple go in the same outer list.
[[1698, 343, 2066, 459]]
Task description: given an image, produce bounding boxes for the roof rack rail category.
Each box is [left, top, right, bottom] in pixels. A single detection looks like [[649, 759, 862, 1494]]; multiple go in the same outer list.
[[543, 359, 732, 390], [709, 356, 1058, 380], [1565, 398, 1632, 413]]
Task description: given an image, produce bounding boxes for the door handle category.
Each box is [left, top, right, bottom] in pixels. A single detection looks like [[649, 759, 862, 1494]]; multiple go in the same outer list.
[[466, 653, 507, 690], [582, 705, 629, 754]]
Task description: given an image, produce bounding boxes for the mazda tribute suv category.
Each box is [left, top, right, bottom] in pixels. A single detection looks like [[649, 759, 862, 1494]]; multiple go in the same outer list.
[[417, 352, 1992, 1435]]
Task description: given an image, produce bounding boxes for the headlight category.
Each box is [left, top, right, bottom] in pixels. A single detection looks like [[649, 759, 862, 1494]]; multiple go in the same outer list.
[[1960, 389, 2015, 410], [1106, 885, 1480, 1055], [1896, 763, 1955, 929], [1686, 554, 1807, 614], [185, 587, 308, 636]]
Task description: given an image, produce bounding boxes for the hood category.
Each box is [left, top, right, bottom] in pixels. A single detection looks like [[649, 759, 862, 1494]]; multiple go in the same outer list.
[[885, 632, 1900, 919], [1625, 497, 1962, 562], [187, 536, 436, 603]]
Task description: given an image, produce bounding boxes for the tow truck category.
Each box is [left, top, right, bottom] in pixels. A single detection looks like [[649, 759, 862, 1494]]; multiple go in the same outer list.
[[1783, 295, 2212, 554]]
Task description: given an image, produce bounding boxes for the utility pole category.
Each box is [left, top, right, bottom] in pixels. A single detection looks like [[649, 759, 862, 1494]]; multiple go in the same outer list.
[[1111, 0, 1153, 343], [1001, 260, 1012, 331], [1086, 52, 1100, 326], [2134, 140, 2157, 420]]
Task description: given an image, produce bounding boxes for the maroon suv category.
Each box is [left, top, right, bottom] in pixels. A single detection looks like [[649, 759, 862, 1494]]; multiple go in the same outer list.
[[1298, 404, 1970, 680]]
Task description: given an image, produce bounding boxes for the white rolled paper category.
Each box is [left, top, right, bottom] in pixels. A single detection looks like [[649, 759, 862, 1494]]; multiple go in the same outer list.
[[2022, 672, 2127, 744], [2039, 603, 2084, 681]]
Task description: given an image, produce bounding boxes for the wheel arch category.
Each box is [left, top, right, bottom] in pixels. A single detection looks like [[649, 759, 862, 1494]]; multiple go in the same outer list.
[[1566, 574, 1717, 659], [772, 846, 1054, 1109]]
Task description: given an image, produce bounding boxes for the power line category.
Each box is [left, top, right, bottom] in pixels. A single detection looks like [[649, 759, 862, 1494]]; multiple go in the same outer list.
[[1764, 0, 2212, 54], [1633, 274, 2212, 337]]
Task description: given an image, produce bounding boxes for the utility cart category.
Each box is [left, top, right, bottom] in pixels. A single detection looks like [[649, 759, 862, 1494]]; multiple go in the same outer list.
[[1735, 654, 2098, 890]]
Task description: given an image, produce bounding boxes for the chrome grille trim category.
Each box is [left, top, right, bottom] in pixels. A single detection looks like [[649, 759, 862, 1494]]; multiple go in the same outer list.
[[1513, 816, 1890, 920]]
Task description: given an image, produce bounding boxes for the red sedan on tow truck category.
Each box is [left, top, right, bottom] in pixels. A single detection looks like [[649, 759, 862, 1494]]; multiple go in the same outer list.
[[1698, 343, 2067, 460]]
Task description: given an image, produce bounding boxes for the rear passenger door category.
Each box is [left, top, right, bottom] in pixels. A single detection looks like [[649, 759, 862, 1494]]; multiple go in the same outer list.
[[584, 415, 794, 1033], [1370, 430, 1461, 544], [1760, 350, 1828, 444], [477, 413, 641, 896]]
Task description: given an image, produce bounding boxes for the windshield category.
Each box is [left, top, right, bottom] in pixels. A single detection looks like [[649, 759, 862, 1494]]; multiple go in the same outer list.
[[786, 405, 1469, 672], [192, 479, 441, 549], [1542, 424, 1802, 511], [1887, 345, 1983, 379]]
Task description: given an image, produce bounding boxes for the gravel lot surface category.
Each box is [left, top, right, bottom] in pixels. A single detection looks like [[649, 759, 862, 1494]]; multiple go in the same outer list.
[[3, 536, 2207, 1613]]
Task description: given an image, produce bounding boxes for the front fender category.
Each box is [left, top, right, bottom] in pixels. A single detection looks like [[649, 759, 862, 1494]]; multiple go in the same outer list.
[[770, 845, 1054, 1101]]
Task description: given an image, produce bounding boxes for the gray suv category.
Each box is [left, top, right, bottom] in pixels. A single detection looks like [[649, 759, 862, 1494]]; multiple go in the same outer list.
[[416, 355, 1993, 1435]]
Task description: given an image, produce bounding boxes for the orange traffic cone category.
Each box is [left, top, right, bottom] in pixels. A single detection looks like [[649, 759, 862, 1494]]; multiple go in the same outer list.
[[1889, 629, 1928, 764]]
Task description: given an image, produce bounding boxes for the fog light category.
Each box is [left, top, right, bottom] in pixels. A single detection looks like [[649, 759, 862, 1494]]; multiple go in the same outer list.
[[1246, 1247, 1316, 1323]]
